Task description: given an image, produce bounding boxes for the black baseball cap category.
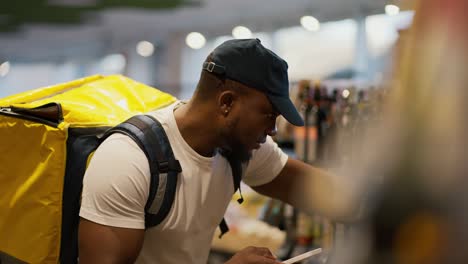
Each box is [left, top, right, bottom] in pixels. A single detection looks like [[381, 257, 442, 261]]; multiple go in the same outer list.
[[202, 38, 304, 126]]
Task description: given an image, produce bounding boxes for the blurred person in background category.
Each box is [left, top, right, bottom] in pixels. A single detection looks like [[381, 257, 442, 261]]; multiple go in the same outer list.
[[326, 0, 468, 263]]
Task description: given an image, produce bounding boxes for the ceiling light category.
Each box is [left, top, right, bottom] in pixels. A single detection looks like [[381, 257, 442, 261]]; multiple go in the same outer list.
[[232, 26, 252, 39], [186, 32, 206, 49], [100, 54, 126, 73], [342, 89, 350, 98], [385, 4, 400, 16], [300, 16, 320, 31], [0, 61, 10, 77], [136, 41, 155, 57]]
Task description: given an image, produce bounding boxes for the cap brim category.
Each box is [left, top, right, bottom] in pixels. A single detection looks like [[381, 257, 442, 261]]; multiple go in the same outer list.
[[268, 95, 304, 126]]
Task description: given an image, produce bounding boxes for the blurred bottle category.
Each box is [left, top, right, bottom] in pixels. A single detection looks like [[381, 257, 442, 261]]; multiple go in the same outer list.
[[290, 211, 314, 263], [276, 205, 297, 260], [294, 80, 317, 164]]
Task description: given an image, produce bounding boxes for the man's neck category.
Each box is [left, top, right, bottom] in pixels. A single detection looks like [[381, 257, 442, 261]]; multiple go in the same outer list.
[[173, 101, 220, 157]]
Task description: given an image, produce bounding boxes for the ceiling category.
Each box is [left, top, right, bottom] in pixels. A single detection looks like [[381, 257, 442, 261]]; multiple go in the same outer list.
[[0, 0, 402, 62], [0, 0, 195, 32]]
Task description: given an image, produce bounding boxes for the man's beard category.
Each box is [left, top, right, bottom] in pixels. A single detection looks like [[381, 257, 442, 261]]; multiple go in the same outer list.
[[229, 140, 252, 163], [221, 118, 252, 162], [220, 137, 252, 163]]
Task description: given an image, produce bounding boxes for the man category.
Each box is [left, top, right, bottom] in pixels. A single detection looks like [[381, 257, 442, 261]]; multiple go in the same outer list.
[[79, 38, 357, 263]]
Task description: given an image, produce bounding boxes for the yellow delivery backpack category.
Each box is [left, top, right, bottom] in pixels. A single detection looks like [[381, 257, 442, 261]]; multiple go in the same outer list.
[[0, 75, 177, 263]]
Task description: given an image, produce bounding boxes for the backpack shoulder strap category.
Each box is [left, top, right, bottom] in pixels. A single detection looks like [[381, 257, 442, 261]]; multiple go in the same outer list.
[[224, 153, 244, 203], [218, 150, 245, 238], [218, 149, 244, 196], [102, 114, 181, 228]]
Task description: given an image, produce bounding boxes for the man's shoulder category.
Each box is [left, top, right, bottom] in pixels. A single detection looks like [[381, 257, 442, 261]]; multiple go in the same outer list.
[[146, 105, 172, 120], [246, 136, 287, 168], [99, 133, 145, 156], [145, 101, 180, 125], [251, 136, 282, 157]]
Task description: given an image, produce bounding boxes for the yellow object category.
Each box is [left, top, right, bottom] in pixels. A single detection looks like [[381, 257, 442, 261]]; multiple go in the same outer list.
[[0, 75, 175, 127], [0, 75, 176, 263]]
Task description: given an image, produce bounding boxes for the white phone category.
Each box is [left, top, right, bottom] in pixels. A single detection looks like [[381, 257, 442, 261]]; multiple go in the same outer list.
[[282, 248, 322, 264]]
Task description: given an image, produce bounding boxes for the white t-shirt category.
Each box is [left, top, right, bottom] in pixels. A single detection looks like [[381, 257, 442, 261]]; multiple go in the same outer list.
[[79, 101, 289, 264]]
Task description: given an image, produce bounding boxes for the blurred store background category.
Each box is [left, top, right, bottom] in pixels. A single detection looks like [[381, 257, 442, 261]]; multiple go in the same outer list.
[[0, 0, 412, 99]]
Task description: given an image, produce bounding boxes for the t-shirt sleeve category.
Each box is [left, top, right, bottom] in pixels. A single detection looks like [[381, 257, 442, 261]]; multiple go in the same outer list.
[[242, 136, 289, 187], [79, 134, 150, 229]]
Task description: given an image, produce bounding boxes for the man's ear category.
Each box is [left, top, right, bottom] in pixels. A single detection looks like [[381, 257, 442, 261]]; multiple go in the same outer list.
[[218, 90, 236, 116]]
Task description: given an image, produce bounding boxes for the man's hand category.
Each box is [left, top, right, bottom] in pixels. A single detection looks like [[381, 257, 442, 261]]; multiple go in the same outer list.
[[225, 246, 282, 264]]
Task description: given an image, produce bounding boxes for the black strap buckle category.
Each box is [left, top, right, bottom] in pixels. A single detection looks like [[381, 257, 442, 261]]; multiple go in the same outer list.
[[206, 62, 215, 72], [158, 159, 182, 173], [203, 61, 225, 75]]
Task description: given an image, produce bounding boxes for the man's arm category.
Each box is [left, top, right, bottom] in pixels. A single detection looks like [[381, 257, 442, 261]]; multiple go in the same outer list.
[[252, 158, 360, 221], [78, 218, 145, 264]]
